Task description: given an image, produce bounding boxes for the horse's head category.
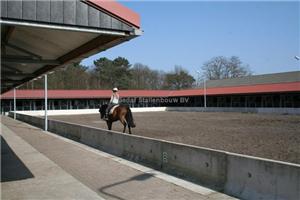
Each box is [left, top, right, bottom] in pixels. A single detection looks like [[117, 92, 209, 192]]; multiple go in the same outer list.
[[99, 104, 108, 119]]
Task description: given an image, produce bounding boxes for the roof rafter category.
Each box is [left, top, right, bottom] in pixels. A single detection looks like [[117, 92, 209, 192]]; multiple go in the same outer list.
[[2, 56, 61, 65], [5, 43, 42, 60]]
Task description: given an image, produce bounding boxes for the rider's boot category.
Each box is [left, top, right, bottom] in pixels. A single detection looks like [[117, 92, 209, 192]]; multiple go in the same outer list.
[[103, 112, 108, 120]]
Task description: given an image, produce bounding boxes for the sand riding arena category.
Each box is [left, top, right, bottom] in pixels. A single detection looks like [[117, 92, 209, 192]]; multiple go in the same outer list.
[[49, 111, 300, 164]]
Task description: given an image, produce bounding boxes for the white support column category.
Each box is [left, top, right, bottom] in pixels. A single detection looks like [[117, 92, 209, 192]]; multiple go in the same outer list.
[[13, 88, 16, 119], [204, 79, 207, 108], [44, 74, 48, 131]]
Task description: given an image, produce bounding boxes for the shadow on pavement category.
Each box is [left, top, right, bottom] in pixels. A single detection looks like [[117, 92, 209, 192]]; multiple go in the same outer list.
[[99, 173, 154, 200], [1, 135, 34, 182]]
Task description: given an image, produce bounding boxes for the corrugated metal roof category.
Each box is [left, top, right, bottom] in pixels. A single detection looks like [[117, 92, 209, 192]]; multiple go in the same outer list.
[[170, 82, 300, 97], [200, 71, 300, 88], [0, 90, 170, 99], [86, 0, 140, 28], [1, 82, 299, 99], [1, 0, 142, 93]]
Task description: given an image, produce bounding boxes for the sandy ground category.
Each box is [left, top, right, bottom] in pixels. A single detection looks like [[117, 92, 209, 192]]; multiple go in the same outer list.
[[49, 112, 300, 164]]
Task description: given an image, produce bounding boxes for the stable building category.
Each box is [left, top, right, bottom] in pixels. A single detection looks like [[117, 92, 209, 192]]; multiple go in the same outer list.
[[1, 71, 299, 113]]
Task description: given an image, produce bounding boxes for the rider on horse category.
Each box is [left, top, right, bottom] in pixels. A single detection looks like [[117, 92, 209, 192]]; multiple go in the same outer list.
[[99, 88, 135, 134], [103, 87, 119, 120]]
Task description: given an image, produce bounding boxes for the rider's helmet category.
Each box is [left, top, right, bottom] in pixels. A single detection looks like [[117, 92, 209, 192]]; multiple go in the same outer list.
[[112, 87, 118, 92]]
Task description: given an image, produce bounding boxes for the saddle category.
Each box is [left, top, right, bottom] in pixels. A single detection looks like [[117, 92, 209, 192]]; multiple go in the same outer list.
[[109, 105, 119, 115]]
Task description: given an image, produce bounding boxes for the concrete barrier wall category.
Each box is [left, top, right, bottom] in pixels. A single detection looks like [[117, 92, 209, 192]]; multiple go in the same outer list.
[[166, 107, 300, 115], [225, 153, 300, 199], [11, 106, 300, 116], [9, 112, 45, 128], [13, 109, 100, 116], [12, 113, 300, 200], [12, 107, 167, 116]]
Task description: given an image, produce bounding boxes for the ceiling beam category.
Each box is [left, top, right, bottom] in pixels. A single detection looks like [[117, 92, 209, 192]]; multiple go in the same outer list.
[[2, 26, 15, 44], [5, 43, 42, 60], [2, 56, 61, 65], [1, 26, 15, 56], [2, 64, 23, 73], [2, 71, 33, 76], [1, 79, 24, 83]]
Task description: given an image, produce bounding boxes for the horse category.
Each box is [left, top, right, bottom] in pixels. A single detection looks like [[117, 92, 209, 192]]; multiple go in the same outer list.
[[99, 103, 136, 134]]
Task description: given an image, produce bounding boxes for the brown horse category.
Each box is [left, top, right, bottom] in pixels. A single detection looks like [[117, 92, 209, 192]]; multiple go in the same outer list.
[[99, 104, 136, 134]]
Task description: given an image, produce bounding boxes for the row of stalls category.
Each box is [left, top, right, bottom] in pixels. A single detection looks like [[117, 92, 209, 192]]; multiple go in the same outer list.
[[1, 71, 300, 112], [1, 93, 299, 112]]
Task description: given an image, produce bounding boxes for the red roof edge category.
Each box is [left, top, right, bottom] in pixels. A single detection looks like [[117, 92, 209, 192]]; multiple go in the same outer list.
[[85, 0, 140, 29], [1, 82, 299, 99]]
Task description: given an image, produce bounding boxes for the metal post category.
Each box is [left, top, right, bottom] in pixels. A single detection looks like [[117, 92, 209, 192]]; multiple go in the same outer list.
[[196, 70, 201, 88], [13, 88, 16, 119], [204, 79, 207, 108], [44, 74, 48, 131]]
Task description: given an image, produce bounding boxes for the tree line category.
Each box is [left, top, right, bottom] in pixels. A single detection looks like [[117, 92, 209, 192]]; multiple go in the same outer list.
[[20, 56, 251, 90]]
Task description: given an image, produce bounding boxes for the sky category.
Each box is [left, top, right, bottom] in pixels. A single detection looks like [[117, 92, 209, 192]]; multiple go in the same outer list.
[[81, 1, 300, 78]]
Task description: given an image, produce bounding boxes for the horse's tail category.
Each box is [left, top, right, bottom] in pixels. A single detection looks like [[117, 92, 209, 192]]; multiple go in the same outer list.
[[126, 107, 136, 128]]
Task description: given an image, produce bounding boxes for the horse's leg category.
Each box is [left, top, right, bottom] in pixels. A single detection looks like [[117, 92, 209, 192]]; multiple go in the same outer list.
[[106, 121, 112, 130], [123, 123, 126, 133], [128, 126, 132, 134], [120, 117, 127, 133]]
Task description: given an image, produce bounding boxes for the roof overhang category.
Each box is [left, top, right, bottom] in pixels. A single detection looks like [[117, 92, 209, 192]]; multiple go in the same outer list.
[[1, 0, 141, 94]]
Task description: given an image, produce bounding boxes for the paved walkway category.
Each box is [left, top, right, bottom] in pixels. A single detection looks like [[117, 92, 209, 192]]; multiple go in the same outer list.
[[1, 116, 236, 200], [1, 118, 103, 199]]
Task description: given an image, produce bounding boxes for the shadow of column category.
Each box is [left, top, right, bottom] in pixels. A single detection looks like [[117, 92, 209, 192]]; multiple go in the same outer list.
[[98, 173, 154, 200]]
